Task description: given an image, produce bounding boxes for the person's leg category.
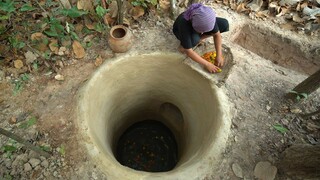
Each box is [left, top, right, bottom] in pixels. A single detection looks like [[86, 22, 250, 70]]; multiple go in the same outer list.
[[216, 17, 229, 33]]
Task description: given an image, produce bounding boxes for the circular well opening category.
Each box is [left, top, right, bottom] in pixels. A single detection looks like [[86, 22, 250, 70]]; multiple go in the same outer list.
[[78, 52, 231, 179]]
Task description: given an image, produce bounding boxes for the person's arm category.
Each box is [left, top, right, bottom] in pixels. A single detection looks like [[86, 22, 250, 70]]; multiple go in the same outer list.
[[213, 31, 224, 67], [184, 48, 221, 73]]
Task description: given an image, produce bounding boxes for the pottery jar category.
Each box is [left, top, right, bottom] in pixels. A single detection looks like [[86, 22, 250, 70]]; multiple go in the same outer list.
[[108, 25, 133, 53]]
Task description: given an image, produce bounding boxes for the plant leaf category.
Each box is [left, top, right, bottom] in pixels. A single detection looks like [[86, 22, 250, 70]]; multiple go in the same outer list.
[[289, 90, 298, 94], [96, 5, 109, 18], [19, 117, 37, 129], [2, 145, 17, 152], [273, 124, 288, 134], [300, 93, 308, 99], [0, 0, 16, 13], [40, 145, 51, 152], [0, 14, 10, 20], [59, 6, 88, 18], [44, 26, 59, 37], [148, 0, 158, 6], [20, 4, 36, 11], [59, 144, 65, 155]]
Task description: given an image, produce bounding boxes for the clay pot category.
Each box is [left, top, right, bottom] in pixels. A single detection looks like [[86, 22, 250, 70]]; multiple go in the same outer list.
[[108, 25, 133, 53]]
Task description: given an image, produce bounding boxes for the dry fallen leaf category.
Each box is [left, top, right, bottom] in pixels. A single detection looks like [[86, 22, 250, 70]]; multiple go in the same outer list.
[[31, 32, 46, 41], [293, 13, 305, 23], [59, 0, 71, 9], [83, 34, 95, 43], [14, 60, 24, 69], [84, 17, 95, 30], [109, 1, 118, 18], [94, 56, 103, 66], [75, 24, 84, 34], [255, 10, 269, 18], [131, 6, 145, 20], [24, 51, 38, 64], [72, 40, 85, 59], [123, 18, 131, 27], [104, 13, 116, 26], [276, 7, 289, 17], [279, 0, 300, 6], [77, 0, 94, 11], [159, 0, 170, 11], [49, 39, 59, 54], [237, 3, 247, 13], [56, 60, 64, 68], [303, 6, 320, 20], [247, 0, 263, 12], [230, 3, 237, 10]]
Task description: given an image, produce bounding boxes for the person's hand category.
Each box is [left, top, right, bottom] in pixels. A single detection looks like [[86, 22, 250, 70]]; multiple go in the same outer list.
[[215, 53, 224, 67], [205, 62, 221, 73]]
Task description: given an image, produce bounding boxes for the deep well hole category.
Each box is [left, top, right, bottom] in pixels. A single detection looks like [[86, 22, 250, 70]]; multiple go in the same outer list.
[[116, 119, 178, 172], [112, 28, 126, 38], [233, 24, 319, 75], [78, 53, 231, 179]]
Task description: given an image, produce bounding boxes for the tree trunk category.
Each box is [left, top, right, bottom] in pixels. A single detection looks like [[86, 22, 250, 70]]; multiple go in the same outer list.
[[279, 144, 320, 179], [287, 69, 320, 99]]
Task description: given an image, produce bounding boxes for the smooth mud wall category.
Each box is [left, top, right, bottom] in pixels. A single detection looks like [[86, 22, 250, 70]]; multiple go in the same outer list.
[[77, 52, 231, 180]]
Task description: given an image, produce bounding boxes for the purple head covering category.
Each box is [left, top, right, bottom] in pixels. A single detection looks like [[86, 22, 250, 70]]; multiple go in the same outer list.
[[183, 3, 216, 33]]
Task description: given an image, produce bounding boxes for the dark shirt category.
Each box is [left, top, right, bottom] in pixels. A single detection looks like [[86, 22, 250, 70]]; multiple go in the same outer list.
[[173, 13, 229, 49]]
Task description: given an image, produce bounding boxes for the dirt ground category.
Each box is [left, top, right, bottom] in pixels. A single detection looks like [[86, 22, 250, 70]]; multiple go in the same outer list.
[[1, 3, 320, 180]]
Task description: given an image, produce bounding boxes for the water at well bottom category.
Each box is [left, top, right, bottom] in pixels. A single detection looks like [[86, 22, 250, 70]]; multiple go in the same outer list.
[[116, 120, 178, 172]]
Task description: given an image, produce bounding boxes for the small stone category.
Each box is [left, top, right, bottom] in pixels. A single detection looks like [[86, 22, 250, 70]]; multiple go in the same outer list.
[[0, 70, 4, 81], [16, 154, 28, 163], [60, 46, 67, 52], [10, 169, 17, 176], [92, 171, 98, 180], [58, 47, 66, 56], [29, 151, 40, 159], [43, 170, 50, 177], [53, 171, 58, 177], [232, 163, 243, 178], [266, 105, 271, 111], [280, 119, 289, 126], [24, 163, 32, 172], [40, 156, 46, 161], [4, 159, 12, 168], [9, 117, 17, 124], [290, 108, 302, 114], [14, 60, 24, 69], [58, 51, 64, 56], [254, 161, 277, 180], [54, 74, 64, 81], [41, 160, 49, 168], [234, 136, 239, 142], [29, 158, 41, 168]]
